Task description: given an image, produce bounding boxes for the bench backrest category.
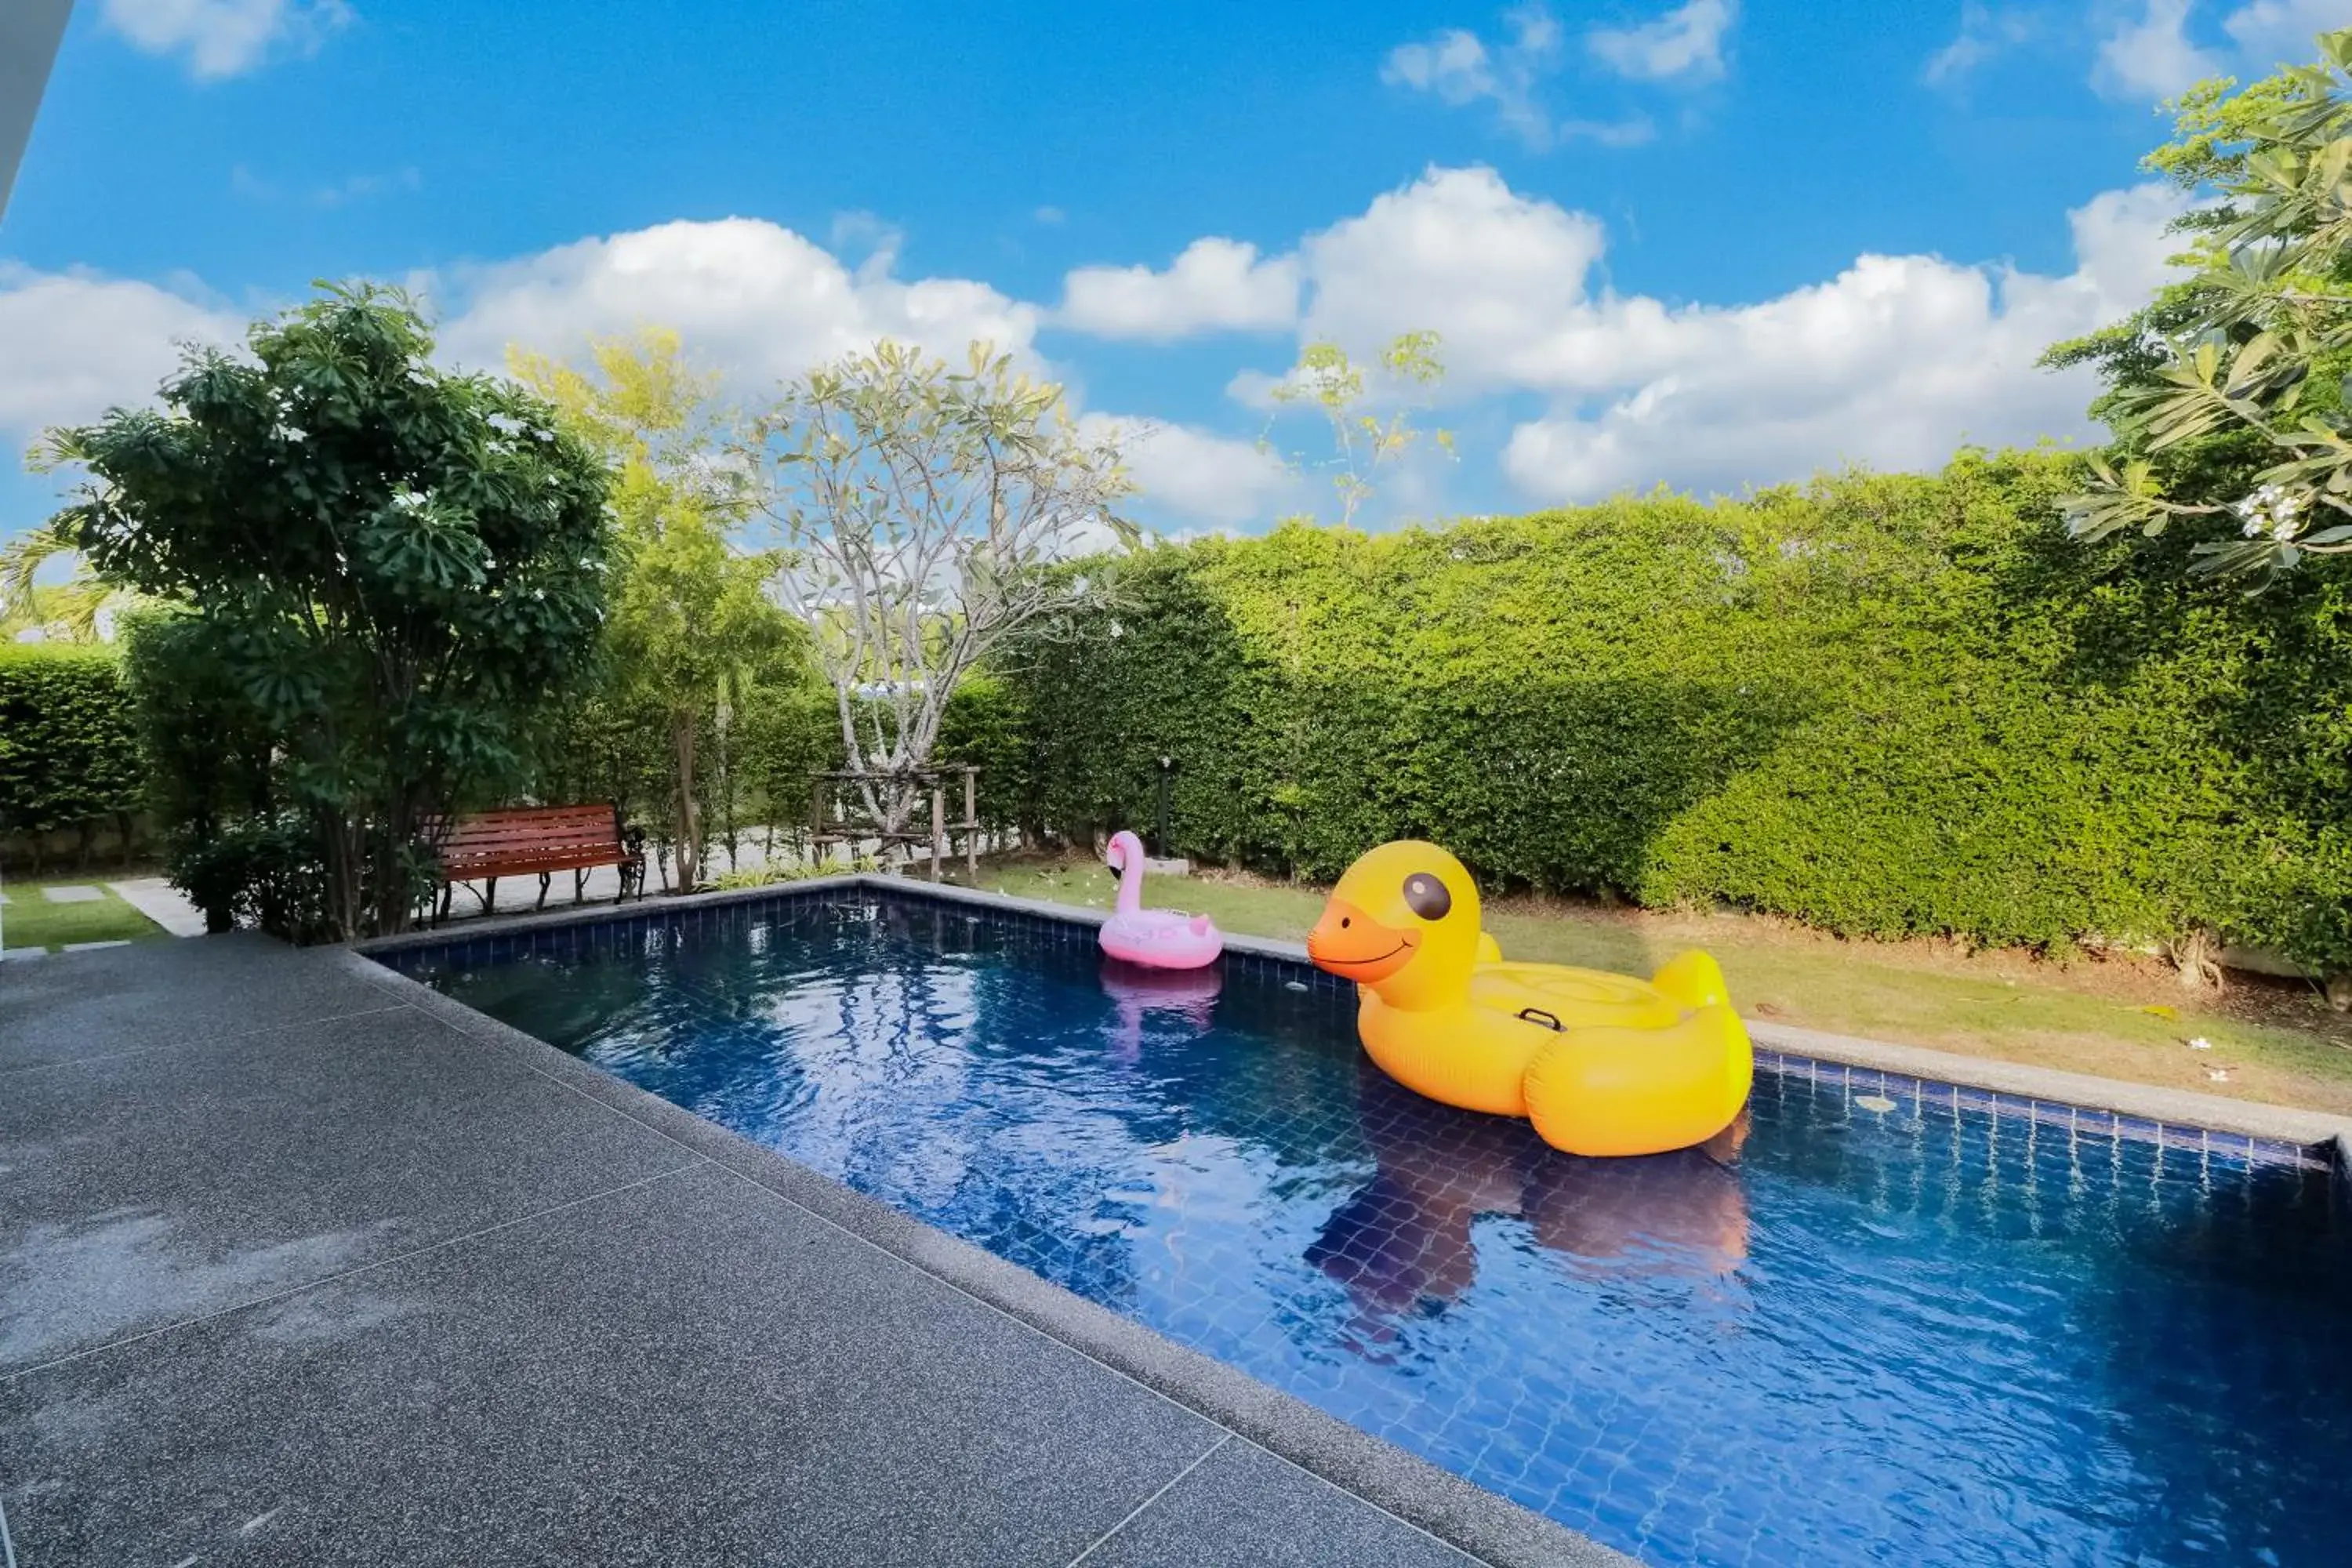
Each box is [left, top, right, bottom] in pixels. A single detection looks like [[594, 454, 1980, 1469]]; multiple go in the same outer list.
[[426, 804, 631, 878]]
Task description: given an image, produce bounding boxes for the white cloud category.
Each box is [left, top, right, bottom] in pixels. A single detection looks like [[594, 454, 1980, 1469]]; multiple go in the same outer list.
[[1, 169, 2200, 535], [1, 220, 1288, 531], [1923, 3, 2038, 85], [230, 163, 421, 209], [1055, 239, 1299, 341], [0, 265, 243, 444], [1080, 416, 1296, 525], [2223, 0, 2350, 63], [1382, 5, 1653, 148], [1297, 167, 1610, 394], [101, 0, 351, 81], [2095, 0, 2224, 100], [434, 216, 1041, 383], [1586, 0, 1738, 83], [1383, 5, 1566, 148], [1190, 165, 2187, 503], [826, 209, 904, 276], [1497, 184, 2194, 500]]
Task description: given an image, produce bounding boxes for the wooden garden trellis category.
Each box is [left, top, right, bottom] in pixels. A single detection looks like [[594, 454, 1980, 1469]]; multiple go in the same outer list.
[[808, 767, 981, 882]]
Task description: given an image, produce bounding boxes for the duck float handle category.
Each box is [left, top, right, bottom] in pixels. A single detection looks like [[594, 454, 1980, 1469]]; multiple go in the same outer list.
[[1098, 830, 1224, 971], [1307, 841, 1751, 1158]]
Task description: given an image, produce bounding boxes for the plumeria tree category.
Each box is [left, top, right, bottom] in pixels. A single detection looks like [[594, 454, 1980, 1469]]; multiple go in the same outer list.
[[1261, 331, 1453, 527], [740, 339, 1134, 848], [2056, 30, 2352, 587]]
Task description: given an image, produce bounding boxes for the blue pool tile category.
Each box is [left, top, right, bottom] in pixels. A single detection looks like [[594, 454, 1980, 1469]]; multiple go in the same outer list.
[[2026, 1100, 2078, 1134]]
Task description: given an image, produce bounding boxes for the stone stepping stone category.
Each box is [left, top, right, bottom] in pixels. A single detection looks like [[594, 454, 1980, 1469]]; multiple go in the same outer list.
[[0, 948, 47, 962], [63, 939, 132, 952], [42, 885, 103, 903]]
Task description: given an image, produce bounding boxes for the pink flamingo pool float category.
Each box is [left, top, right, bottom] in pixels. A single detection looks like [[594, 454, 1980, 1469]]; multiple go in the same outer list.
[[1098, 830, 1223, 970]]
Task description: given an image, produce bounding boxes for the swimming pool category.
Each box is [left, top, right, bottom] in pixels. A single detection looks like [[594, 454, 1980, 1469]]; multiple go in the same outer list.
[[384, 888, 2352, 1566]]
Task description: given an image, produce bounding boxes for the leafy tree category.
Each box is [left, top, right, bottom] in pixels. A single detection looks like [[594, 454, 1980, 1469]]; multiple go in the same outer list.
[[1261, 332, 1453, 527], [42, 283, 612, 937], [514, 328, 793, 891], [740, 339, 1134, 849], [2054, 30, 2352, 587]]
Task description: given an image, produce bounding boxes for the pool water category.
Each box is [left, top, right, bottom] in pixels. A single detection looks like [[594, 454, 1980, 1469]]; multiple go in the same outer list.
[[389, 892, 2352, 1566]]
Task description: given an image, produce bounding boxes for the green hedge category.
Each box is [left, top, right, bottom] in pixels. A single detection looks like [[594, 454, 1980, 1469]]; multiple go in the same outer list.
[[0, 645, 146, 862], [998, 451, 2352, 969]]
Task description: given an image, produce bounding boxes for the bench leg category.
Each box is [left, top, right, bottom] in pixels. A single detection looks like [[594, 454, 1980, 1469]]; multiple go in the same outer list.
[[437, 882, 452, 924], [483, 877, 498, 916], [536, 872, 551, 910], [575, 868, 586, 903]]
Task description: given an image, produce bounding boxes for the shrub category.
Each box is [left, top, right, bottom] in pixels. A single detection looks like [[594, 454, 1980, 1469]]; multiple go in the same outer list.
[[0, 645, 144, 868], [709, 852, 879, 891], [119, 609, 281, 837], [165, 813, 344, 945], [999, 452, 2352, 969], [937, 673, 1040, 837]]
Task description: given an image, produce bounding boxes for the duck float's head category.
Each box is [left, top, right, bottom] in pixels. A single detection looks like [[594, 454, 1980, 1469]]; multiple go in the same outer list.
[[1308, 841, 1483, 1011]]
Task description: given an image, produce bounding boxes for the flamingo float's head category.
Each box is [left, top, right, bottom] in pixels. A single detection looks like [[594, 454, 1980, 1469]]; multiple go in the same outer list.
[[1308, 840, 1483, 1010], [1105, 829, 1146, 875]]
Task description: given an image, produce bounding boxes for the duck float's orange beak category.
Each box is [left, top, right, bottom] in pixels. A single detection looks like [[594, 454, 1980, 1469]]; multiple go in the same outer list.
[[1308, 899, 1420, 982]]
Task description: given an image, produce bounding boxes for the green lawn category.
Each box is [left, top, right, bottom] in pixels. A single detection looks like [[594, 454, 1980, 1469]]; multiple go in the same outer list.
[[953, 855, 2352, 1118], [1, 877, 167, 954]]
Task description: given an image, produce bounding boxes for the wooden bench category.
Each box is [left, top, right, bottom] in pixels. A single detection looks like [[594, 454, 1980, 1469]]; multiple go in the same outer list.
[[424, 804, 644, 923]]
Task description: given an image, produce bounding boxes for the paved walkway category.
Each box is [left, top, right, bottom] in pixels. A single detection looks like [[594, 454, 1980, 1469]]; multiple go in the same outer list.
[[106, 874, 209, 937], [0, 936, 1613, 1567]]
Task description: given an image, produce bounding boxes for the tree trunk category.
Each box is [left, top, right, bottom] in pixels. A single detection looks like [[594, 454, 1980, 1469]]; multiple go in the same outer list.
[[2170, 927, 2224, 992], [370, 788, 426, 938], [318, 806, 365, 943], [671, 708, 702, 895]]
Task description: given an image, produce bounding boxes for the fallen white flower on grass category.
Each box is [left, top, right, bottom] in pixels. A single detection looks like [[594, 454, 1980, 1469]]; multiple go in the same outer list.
[[2187, 1036, 2213, 1051], [2207, 1069, 2231, 1083]]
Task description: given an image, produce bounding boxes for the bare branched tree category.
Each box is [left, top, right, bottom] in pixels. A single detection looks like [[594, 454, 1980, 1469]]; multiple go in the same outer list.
[[742, 339, 1136, 847]]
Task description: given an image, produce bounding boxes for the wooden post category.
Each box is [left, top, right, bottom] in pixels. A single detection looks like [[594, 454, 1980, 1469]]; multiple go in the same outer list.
[[809, 775, 826, 867], [931, 783, 945, 882], [964, 767, 978, 881]]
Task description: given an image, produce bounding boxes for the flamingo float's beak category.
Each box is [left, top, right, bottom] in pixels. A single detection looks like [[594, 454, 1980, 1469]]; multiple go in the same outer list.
[[1308, 898, 1420, 982]]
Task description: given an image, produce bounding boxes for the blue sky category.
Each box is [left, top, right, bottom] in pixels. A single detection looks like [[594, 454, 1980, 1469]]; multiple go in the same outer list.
[[3, 0, 2344, 541]]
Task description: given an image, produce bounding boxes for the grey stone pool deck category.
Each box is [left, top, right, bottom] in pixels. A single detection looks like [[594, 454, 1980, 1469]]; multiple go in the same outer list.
[[10, 875, 2352, 1568], [0, 915, 1626, 1566]]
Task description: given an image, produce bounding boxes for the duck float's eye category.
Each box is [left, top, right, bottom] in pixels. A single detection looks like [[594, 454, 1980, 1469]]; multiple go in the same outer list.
[[1402, 873, 1451, 921]]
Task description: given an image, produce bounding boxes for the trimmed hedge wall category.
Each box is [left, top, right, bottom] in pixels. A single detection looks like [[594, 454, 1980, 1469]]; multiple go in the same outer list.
[[998, 452, 2352, 970], [0, 645, 147, 866]]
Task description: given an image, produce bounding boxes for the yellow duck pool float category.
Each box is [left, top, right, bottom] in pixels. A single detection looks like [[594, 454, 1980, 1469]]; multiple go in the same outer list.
[[1306, 841, 1752, 1158]]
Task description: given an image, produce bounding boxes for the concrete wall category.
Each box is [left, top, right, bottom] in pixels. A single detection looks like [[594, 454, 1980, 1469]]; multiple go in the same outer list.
[[1, 0, 73, 222]]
